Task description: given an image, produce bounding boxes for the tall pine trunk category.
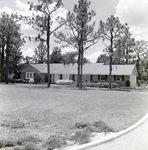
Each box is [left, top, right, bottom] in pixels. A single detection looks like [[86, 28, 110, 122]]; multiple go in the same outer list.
[[137, 54, 140, 79], [0, 36, 5, 82], [5, 41, 10, 84], [77, 52, 80, 87], [80, 52, 82, 89], [0, 45, 5, 82], [109, 36, 113, 90], [47, 16, 50, 88], [109, 55, 112, 89]]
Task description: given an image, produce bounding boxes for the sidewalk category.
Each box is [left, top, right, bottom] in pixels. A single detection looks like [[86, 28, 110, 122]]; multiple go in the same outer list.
[[87, 114, 148, 150]]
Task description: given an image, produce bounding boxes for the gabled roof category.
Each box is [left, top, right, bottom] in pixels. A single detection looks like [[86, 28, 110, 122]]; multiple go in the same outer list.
[[25, 63, 138, 76]]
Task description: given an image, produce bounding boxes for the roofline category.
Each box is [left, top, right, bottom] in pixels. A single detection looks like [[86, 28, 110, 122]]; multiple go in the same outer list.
[[29, 64, 41, 73], [18, 64, 40, 73], [17, 64, 30, 72]]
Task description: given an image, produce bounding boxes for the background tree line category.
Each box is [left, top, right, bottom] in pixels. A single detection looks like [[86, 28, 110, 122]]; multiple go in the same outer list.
[[0, 0, 148, 89]]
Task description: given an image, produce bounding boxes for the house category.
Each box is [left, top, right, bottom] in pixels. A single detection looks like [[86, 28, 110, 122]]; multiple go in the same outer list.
[[18, 63, 138, 87]]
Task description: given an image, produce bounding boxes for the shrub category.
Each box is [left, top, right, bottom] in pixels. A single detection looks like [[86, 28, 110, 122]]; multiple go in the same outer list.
[[1, 118, 25, 129], [75, 122, 90, 129], [43, 135, 67, 150], [56, 80, 74, 85], [22, 142, 39, 150], [16, 79, 23, 83], [71, 129, 91, 144], [17, 134, 40, 146], [125, 80, 130, 87], [0, 139, 16, 148], [34, 72, 43, 84], [9, 79, 16, 83], [92, 121, 115, 134], [13, 147, 22, 150], [111, 82, 119, 88]]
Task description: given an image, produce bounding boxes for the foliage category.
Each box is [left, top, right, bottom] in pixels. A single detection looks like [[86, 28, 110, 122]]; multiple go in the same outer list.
[[16, 134, 41, 146], [62, 51, 78, 65], [54, 0, 99, 89], [96, 54, 109, 64], [34, 72, 43, 84], [75, 122, 90, 129], [34, 41, 47, 64], [0, 12, 24, 83], [26, 0, 64, 87], [72, 120, 115, 144], [71, 129, 91, 144], [22, 143, 39, 150], [98, 16, 128, 89], [50, 47, 62, 63], [92, 121, 115, 134], [56, 80, 74, 85], [0, 139, 16, 148], [43, 135, 67, 150], [125, 80, 130, 87], [132, 40, 148, 78], [1, 118, 25, 129], [114, 28, 135, 64]]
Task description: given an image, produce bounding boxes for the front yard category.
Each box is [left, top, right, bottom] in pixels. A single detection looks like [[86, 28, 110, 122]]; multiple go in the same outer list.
[[0, 83, 148, 149]]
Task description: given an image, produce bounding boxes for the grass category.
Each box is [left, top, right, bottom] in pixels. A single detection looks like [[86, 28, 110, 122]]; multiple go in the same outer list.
[[0, 83, 148, 149]]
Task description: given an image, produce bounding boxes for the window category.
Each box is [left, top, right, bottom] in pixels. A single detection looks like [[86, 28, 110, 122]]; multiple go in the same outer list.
[[60, 74, 62, 80], [26, 72, 34, 79], [100, 75, 106, 81], [116, 76, 122, 81]]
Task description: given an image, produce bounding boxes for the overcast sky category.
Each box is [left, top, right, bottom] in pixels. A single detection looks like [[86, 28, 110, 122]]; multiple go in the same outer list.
[[0, 0, 148, 62]]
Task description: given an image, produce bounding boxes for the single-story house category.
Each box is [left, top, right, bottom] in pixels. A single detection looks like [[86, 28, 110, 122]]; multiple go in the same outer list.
[[18, 63, 138, 87]]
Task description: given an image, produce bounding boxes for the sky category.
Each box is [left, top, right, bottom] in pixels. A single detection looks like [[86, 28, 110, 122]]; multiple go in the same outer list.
[[0, 0, 148, 63]]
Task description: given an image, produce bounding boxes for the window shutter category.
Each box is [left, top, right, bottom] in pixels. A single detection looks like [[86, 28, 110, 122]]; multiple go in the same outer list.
[[98, 75, 100, 81], [105, 75, 107, 81], [122, 75, 124, 81], [60, 74, 62, 79], [90, 75, 92, 82], [114, 75, 116, 81]]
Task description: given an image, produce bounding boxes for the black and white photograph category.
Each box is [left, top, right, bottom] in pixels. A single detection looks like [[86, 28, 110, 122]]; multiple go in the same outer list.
[[0, 0, 148, 149]]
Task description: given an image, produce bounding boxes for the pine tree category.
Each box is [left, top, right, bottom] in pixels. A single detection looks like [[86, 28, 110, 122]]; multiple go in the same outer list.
[[26, 0, 64, 87], [0, 13, 24, 83], [98, 16, 128, 89], [55, 0, 99, 89]]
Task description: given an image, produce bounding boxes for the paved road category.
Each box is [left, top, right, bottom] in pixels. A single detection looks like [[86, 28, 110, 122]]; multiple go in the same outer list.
[[87, 117, 148, 150]]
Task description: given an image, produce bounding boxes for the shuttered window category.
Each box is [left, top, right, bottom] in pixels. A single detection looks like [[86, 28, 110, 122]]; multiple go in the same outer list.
[[100, 75, 106, 81], [116, 76, 122, 81]]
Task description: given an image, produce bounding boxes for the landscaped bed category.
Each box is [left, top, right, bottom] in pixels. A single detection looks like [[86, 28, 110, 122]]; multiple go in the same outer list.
[[0, 83, 148, 149]]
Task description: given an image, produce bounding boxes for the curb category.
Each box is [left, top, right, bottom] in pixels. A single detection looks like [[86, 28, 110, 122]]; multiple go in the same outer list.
[[66, 113, 148, 150]]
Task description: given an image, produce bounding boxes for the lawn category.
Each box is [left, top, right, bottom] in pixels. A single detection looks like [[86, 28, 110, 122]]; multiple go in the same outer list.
[[0, 83, 148, 149]]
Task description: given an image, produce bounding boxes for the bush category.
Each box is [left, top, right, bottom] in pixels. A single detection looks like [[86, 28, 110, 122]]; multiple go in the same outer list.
[[75, 122, 90, 129], [43, 135, 67, 150], [9, 79, 16, 83], [16, 79, 24, 83], [92, 121, 115, 134], [34, 72, 42, 84], [17, 134, 41, 146], [22, 143, 39, 150], [82, 82, 110, 88], [125, 80, 130, 87], [0, 139, 16, 148], [71, 129, 91, 144], [56, 80, 74, 85], [1, 118, 25, 129]]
